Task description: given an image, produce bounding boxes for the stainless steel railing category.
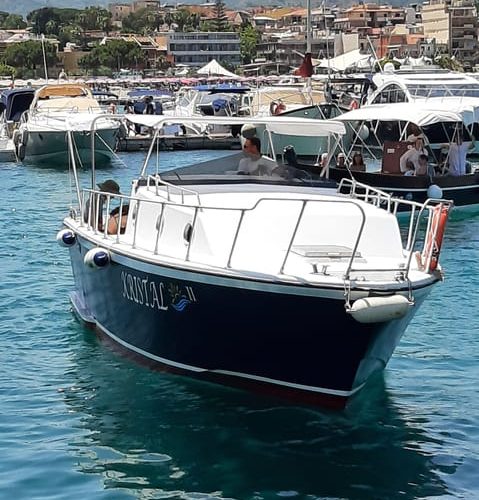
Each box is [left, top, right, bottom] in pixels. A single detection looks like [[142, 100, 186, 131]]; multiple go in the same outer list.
[[77, 183, 450, 281]]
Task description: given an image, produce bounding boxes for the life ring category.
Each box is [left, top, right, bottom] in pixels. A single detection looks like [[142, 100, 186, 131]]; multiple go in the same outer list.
[[421, 204, 450, 272]]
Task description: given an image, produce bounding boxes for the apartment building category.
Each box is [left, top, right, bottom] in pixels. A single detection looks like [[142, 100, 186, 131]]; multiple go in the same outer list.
[[335, 4, 406, 31], [108, 3, 133, 23], [257, 35, 334, 68], [167, 32, 241, 67], [422, 0, 478, 69], [422, 0, 449, 44], [448, 0, 478, 69]]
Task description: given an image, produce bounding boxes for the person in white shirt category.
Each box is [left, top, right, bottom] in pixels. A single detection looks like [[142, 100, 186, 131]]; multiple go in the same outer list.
[[447, 130, 473, 176], [399, 136, 428, 173], [238, 137, 277, 175]]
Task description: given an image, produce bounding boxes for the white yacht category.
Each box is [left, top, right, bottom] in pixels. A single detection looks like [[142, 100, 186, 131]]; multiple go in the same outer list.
[[14, 83, 120, 166], [368, 65, 479, 105], [57, 115, 453, 409]]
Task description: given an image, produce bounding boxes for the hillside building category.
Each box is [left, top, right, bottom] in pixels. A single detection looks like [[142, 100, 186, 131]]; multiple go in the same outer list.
[[167, 32, 241, 67]]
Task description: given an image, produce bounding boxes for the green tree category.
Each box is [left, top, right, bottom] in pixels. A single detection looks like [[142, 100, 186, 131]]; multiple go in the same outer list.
[[0, 63, 15, 77], [122, 8, 169, 34], [58, 24, 82, 48], [211, 0, 230, 32], [239, 23, 259, 64], [173, 9, 193, 32], [2, 14, 27, 29], [374, 57, 401, 72], [27, 8, 80, 36], [2, 40, 57, 75], [80, 40, 145, 73], [76, 6, 111, 31], [147, 11, 164, 32], [435, 54, 463, 71], [121, 8, 149, 33], [79, 50, 101, 75]]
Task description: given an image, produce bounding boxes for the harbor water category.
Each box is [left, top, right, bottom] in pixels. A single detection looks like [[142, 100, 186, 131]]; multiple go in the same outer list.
[[1, 151, 478, 500]]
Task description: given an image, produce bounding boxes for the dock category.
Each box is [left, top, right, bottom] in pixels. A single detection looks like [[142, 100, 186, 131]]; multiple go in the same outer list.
[[117, 133, 242, 152]]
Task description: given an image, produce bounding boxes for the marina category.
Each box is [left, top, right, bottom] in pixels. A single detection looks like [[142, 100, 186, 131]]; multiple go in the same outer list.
[[1, 3, 479, 494], [1, 148, 478, 498]]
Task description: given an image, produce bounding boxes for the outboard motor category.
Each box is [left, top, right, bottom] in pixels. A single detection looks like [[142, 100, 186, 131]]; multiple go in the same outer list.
[[283, 145, 298, 167]]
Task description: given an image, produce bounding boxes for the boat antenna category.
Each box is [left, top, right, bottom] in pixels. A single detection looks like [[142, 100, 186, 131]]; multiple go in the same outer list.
[[323, 1, 332, 81], [366, 35, 382, 73], [41, 34, 49, 81], [306, 0, 312, 104]]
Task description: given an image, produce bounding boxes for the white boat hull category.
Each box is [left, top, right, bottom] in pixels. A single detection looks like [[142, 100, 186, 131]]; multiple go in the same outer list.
[[21, 128, 118, 166]]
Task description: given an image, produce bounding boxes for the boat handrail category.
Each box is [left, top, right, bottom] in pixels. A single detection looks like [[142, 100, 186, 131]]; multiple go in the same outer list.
[[145, 174, 201, 206], [338, 177, 434, 214], [31, 106, 102, 116], [78, 187, 445, 280]]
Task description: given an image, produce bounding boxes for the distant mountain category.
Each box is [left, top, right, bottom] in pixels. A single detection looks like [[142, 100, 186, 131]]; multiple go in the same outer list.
[[0, 0, 299, 17], [0, 0, 107, 17], [0, 0, 417, 19]]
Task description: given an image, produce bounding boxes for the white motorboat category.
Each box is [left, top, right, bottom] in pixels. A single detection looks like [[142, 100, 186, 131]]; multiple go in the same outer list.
[[0, 87, 35, 162], [57, 115, 453, 409], [368, 65, 479, 105], [14, 83, 120, 166]]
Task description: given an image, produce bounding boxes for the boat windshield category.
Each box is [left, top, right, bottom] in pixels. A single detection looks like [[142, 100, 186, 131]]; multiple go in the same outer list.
[[157, 151, 333, 188], [406, 83, 479, 98]]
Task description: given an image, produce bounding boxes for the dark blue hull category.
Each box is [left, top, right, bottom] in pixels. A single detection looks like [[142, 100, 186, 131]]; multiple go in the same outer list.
[[328, 167, 479, 208], [69, 235, 431, 409]]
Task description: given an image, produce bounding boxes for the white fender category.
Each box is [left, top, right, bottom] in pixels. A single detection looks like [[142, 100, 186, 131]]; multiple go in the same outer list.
[[84, 248, 110, 269], [56, 228, 77, 247], [348, 295, 411, 323]]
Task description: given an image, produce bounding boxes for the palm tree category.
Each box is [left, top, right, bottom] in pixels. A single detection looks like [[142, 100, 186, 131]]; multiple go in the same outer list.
[[45, 19, 57, 35]]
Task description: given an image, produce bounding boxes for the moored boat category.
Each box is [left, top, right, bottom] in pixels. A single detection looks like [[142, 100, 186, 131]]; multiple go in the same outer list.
[[14, 83, 120, 166], [0, 87, 35, 162], [304, 102, 479, 209], [57, 115, 453, 409]]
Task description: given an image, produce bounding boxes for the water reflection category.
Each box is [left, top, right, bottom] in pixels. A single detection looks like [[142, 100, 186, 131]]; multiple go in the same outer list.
[[60, 326, 453, 500]]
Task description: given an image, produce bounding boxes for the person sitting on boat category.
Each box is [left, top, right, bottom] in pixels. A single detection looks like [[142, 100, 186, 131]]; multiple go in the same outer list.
[[415, 154, 430, 176], [447, 129, 474, 176], [399, 136, 428, 174], [336, 153, 348, 169], [403, 160, 415, 176], [238, 137, 277, 176], [107, 203, 129, 235], [350, 151, 366, 172], [406, 123, 422, 143], [270, 99, 286, 116], [143, 96, 155, 115], [275, 99, 286, 115], [83, 179, 121, 232], [124, 100, 135, 114]]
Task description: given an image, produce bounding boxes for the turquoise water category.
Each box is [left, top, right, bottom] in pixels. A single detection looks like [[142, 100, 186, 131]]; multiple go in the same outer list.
[[1, 152, 479, 500]]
